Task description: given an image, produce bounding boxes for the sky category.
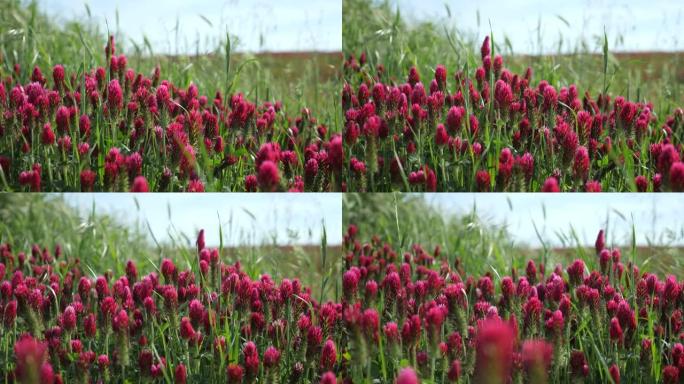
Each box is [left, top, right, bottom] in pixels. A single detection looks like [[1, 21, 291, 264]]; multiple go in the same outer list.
[[39, 0, 342, 53], [62, 193, 342, 247], [423, 193, 684, 247], [393, 0, 683, 53], [57, 193, 684, 249]]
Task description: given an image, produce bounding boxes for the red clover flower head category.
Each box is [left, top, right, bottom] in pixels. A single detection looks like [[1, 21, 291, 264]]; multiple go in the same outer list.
[[474, 319, 515, 383], [521, 339, 553, 380], [396, 367, 420, 384], [263, 346, 281, 369]]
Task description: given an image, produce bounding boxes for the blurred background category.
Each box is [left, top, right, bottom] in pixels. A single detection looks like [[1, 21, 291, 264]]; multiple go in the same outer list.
[[344, 0, 684, 107], [392, 0, 682, 54], [344, 193, 684, 278], [1, 0, 342, 124], [0, 194, 343, 296]]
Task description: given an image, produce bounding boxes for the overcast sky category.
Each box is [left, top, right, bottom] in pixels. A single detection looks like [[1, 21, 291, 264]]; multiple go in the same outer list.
[[63, 193, 342, 247], [423, 193, 684, 247], [39, 0, 342, 53], [394, 0, 683, 53]]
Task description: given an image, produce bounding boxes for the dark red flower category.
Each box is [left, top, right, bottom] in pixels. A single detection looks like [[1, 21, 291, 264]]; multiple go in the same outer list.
[[541, 177, 559, 192], [257, 161, 280, 191], [227, 363, 243, 383], [609, 364, 620, 384], [131, 176, 149, 192], [669, 162, 684, 191], [521, 339, 553, 381], [476, 170, 491, 192], [474, 319, 515, 383], [320, 339, 337, 371], [263, 346, 281, 369], [174, 363, 187, 384]]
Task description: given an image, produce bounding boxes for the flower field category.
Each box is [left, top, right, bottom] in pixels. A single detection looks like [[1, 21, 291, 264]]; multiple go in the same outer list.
[[342, 34, 684, 192], [0, 35, 343, 192], [0, 224, 682, 383]]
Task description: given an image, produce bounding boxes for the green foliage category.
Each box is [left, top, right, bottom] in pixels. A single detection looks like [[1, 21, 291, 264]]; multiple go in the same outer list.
[[0, 193, 151, 274], [343, 193, 684, 279], [343, 193, 518, 276], [0, 0, 339, 123], [343, 0, 684, 106]]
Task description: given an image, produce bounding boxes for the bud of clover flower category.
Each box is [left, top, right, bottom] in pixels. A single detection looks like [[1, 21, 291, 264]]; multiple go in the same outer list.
[[445, 359, 461, 382], [435, 64, 447, 89], [541, 177, 560, 192], [599, 249, 611, 274], [573, 146, 590, 181], [567, 259, 585, 285], [80, 169, 96, 192], [78, 276, 92, 302], [84, 313, 96, 337], [446, 106, 464, 133], [180, 317, 195, 340], [476, 170, 491, 192], [570, 350, 589, 377], [521, 339, 553, 383], [320, 339, 337, 371], [56, 106, 70, 133], [41, 123, 55, 145], [635, 175, 648, 192], [329, 134, 344, 172], [131, 176, 149, 192], [396, 367, 420, 384], [545, 310, 564, 336], [408, 67, 420, 87], [53, 64, 65, 89], [342, 268, 359, 301], [187, 179, 205, 192], [481, 36, 490, 59], [610, 317, 623, 344], [196, 229, 205, 253], [493, 54, 503, 76], [243, 341, 259, 378], [426, 305, 447, 347], [515, 153, 535, 182], [669, 162, 684, 191], [174, 363, 187, 384], [257, 161, 280, 192], [497, 148, 514, 188], [136, 349, 153, 375], [609, 364, 620, 384], [14, 335, 52, 384], [188, 299, 204, 325], [112, 309, 129, 333], [663, 366, 679, 384], [98, 354, 110, 370], [3, 300, 17, 326], [475, 67, 486, 86], [107, 79, 123, 112], [61, 305, 77, 331], [160, 259, 179, 281], [474, 319, 515, 384], [657, 144, 680, 175], [435, 123, 449, 146], [263, 346, 280, 369], [320, 371, 337, 384], [494, 80, 512, 110], [595, 230, 605, 254]]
